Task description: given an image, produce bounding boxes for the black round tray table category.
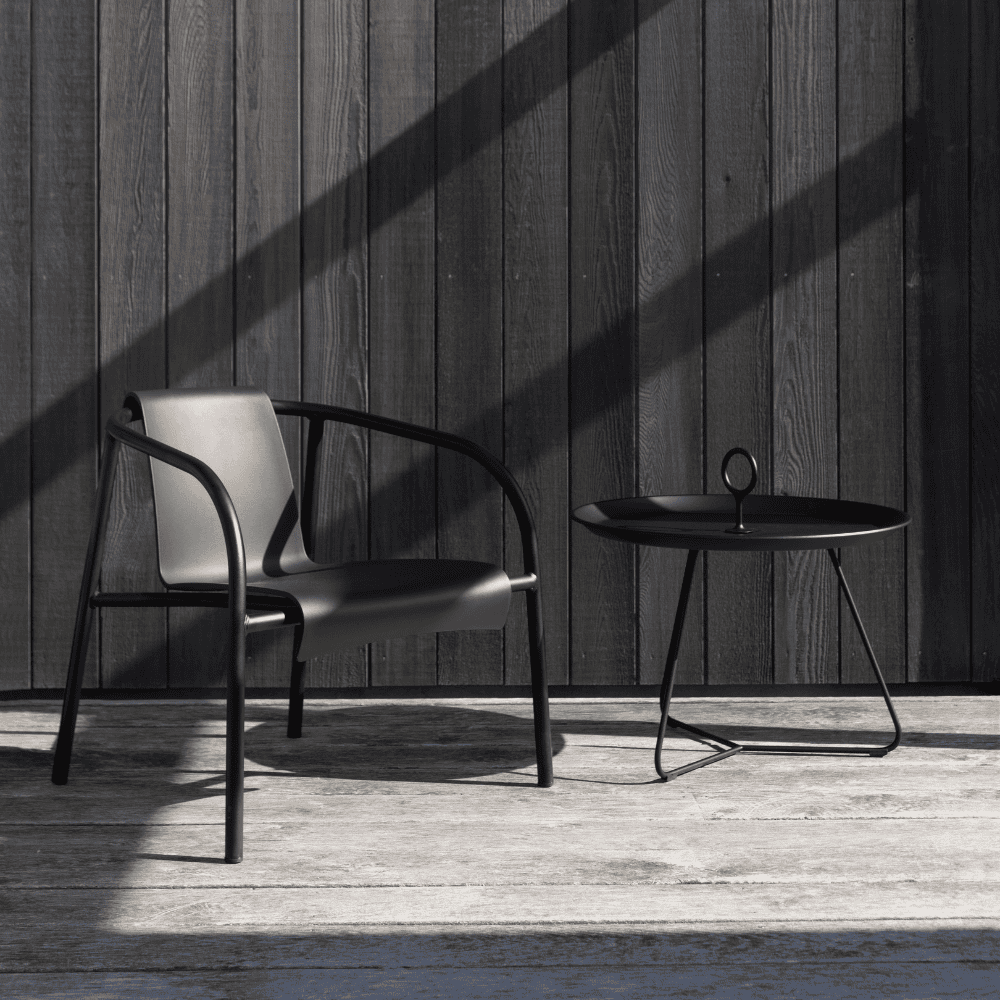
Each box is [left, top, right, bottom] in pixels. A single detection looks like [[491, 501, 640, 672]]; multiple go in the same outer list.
[[572, 448, 911, 781]]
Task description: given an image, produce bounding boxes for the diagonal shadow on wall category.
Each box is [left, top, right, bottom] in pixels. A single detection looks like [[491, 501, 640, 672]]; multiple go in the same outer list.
[[0, 0, 926, 687], [0, 0, 910, 524]]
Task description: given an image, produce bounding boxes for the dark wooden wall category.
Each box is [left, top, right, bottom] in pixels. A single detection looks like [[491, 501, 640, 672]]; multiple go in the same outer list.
[[1, 0, 997, 692]]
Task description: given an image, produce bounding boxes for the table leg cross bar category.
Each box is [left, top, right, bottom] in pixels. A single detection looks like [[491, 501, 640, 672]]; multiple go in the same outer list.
[[654, 548, 903, 782]]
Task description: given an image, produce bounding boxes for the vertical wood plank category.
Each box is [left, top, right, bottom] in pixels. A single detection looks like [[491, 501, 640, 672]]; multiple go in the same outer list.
[[435, 0, 503, 685], [970, 0, 1000, 684], [235, 0, 300, 687], [301, 0, 369, 688], [368, 0, 437, 686], [904, 0, 970, 681], [570, 0, 636, 686], [837, 0, 905, 684], [636, 0, 704, 686], [771, 0, 838, 684], [98, 0, 167, 689], [703, 0, 771, 686], [503, 0, 569, 686], [31, 0, 98, 689], [166, 0, 234, 687], [0, 0, 32, 689]]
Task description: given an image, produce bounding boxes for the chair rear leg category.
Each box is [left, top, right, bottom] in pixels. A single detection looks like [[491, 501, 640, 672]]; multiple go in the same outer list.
[[52, 600, 96, 785], [288, 657, 306, 739], [53, 433, 121, 786], [525, 587, 553, 787]]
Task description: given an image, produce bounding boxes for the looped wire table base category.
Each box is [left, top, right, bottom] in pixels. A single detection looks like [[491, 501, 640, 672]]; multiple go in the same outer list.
[[653, 547, 902, 781]]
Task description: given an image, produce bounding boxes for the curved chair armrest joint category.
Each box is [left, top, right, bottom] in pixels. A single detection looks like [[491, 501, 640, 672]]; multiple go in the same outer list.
[[105, 414, 248, 629]]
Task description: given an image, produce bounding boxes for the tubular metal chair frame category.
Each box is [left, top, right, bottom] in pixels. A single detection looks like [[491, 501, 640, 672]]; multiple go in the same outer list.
[[52, 397, 553, 863]]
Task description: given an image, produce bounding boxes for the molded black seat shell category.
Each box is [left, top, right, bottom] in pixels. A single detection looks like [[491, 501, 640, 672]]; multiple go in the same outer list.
[[133, 388, 511, 658]]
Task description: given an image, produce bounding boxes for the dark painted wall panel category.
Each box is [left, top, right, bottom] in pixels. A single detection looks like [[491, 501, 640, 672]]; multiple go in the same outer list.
[[771, 0, 839, 684], [97, 0, 167, 689], [31, 0, 99, 689], [970, 0, 1000, 684], [435, 0, 504, 686], [703, 0, 772, 686], [636, 0, 703, 686], [904, 0, 971, 682], [502, 0, 569, 686], [300, 0, 370, 688], [235, 0, 301, 687], [837, 0, 906, 684], [368, 0, 438, 685], [569, 1, 636, 685], [165, 0, 234, 688], [0, 0, 32, 689]]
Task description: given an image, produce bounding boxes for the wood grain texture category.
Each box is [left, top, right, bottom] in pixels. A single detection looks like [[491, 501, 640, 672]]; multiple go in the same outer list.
[[904, 0, 970, 681], [301, 0, 369, 687], [569, 1, 636, 685], [0, 0, 32, 689], [703, 0, 772, 685], [837, 1, 905, 684], [235, 0, 300, 688], [435, 0, 504, 685], [771, 0, 838, 684], [31, 0, 98, 689], [166, 0, 234, 687], [98, 0, 167, 689], [503, 0, 569, 685], [368, 0, 437, 685], [2, 694, 997, 981], [636, 0, 703, 686], [970, 0, 1000, 684]]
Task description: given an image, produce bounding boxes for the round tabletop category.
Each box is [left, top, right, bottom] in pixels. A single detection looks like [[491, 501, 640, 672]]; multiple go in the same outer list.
[[572, 494, 910, 552]]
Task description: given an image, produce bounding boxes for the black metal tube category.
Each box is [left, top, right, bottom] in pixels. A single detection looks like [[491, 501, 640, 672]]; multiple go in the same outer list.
[[827, 548, 903, 753], [654, 550, 701, 781], [52, 432, 122, 785], [300, 417, 325, 559], [270, 400, 542, 578], [526, 586, 553, 786], [288, 623, 306, 739], [658, 550, 700, 713], [105, 413, 249, 862]]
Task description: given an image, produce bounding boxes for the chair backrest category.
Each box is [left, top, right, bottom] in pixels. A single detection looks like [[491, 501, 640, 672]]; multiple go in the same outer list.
[[128, 388, 312, 587]]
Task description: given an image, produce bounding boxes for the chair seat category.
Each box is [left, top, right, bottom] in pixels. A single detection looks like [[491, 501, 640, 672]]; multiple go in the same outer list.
[[248, 559, 511, 661]]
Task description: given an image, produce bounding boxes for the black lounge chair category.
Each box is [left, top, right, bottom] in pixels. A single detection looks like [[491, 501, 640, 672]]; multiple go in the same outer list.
[[52, 388, 552, 861]]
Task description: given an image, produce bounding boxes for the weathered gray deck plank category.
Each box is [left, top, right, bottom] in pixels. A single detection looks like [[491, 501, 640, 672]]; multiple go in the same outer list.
[[4, 961, 999, 1000], [2, 817, 996, 890]]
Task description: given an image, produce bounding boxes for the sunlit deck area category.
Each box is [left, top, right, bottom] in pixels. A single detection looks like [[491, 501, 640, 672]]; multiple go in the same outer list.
[[3, 694, 998, 998]]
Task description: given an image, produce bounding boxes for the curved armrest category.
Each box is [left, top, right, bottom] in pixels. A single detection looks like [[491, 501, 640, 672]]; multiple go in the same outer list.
[[105, 414, 248, 635], [271, 400, 540, 580]]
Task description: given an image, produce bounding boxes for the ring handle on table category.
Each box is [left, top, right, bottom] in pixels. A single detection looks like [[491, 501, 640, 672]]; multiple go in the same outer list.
[[721, 447, 758, 534]]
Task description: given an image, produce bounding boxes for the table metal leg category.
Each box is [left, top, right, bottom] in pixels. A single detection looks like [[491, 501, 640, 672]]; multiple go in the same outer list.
[[654, 547, 902, 781]]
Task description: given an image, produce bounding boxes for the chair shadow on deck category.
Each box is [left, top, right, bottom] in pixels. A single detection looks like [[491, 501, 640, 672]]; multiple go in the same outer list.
[[240, 704, 567, 783]]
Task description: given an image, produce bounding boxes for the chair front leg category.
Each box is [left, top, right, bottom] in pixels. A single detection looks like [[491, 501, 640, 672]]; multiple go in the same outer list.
[[526, 587, 553, 787], [224, 623, 246, 864]]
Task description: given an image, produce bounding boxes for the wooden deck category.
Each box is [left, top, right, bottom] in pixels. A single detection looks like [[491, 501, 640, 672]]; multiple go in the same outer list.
[[2, 694, 997, 998]]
